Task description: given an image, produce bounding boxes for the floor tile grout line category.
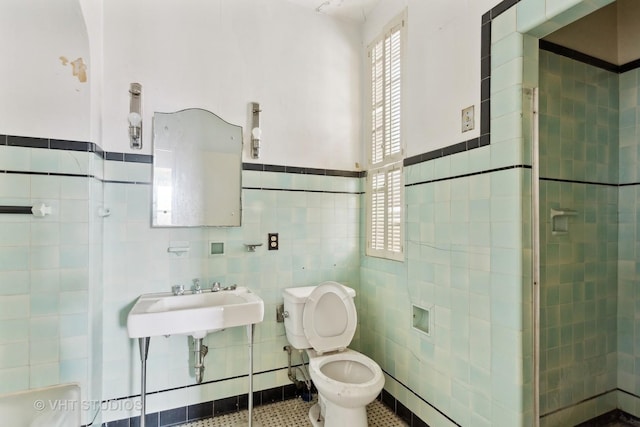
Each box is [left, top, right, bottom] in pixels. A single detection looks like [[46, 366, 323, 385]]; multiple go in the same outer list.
[[177, 398, 407, 427]]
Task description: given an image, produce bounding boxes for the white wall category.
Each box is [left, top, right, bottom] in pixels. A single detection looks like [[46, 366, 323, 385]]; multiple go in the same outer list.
[[0, 0, 509, 167], [0, 0, 90, 141], [102, 0, 363, 170], [363, 0, 502, 158]]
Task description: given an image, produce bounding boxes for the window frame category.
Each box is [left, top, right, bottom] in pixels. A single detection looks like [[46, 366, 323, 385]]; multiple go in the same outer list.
[[365, 11, 406, 262]]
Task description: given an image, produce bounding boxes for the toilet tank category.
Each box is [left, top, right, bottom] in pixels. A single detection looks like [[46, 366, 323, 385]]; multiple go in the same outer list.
[[283, 286, 315, 349], [282, 283, 356, 350]]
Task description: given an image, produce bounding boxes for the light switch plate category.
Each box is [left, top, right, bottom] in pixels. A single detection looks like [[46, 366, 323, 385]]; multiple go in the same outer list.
[[462, 105, 474, 132]]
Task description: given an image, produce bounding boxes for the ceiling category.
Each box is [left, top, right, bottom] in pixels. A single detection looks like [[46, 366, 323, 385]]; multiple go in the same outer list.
[[543, 0, 640, 65], [284, 0, 381, 22], [284, 0, 640, 65]]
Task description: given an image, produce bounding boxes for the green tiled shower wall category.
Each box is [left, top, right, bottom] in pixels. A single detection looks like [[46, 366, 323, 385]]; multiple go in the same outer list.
[[538, 50, 640, 424], [617, 67, 640, 416], [538, 50, 620, 425], [0, 146, 104, 425]]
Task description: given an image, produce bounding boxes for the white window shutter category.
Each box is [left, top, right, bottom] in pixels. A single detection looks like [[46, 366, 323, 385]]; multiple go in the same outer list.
[[366, 13, 405, 261]]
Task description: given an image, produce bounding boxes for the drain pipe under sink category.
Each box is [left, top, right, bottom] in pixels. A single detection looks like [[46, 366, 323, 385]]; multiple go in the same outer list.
[[193, 337, 208, 384]]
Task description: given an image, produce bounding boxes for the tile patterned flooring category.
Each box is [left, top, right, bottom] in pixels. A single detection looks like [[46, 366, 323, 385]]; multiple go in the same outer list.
[[179, 397, 408, 427]]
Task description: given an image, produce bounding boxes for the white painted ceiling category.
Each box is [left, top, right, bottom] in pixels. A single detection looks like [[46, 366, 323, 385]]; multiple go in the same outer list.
[[543, 0, 640, 65], [284, 0, 381, 22]]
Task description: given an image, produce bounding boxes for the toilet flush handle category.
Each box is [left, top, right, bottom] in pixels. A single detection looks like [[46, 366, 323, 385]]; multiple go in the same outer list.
[[276, 305, 289, 322]]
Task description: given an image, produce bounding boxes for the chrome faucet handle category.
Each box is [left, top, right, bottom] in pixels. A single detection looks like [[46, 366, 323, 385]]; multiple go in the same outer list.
[[192, 279, 202, 294], [211, 282, 221, 292], [222, 284, 237, 291], [172, 284, 185, 296]]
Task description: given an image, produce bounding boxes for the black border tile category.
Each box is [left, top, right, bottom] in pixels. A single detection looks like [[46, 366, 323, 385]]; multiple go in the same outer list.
[[480, 22, 491, 59], [263, 164, 286, 173], [326, 169, 362, 178], [467, 137, 480, 150], [481, 76, 491, 102], [306, 167, 326, 176], [237, 391, 262, 411], [242, 163, 264, 171], [105, 152, 124, 161], [403, 154, 424, 167], [480, 99, 491, 136], [480, 54, 491, 83], [412, 413, 429, 427], [123, 153, 153, 164], [242, 163, 364, 178], [213, 396, 238, 416], [104, 419, 130, 427], [187, 402, 213, 422], [130, 412, 158, 427], [50, 139, 92, 151], [396, 400, 412, 425], [442, 141, 467, 157], [283, 383, 300, 400], [491, 0, 519, 18], [7, 135, 48, 148], [381, 389, 396, 411], [620, 58, 640, 73], [539, 40, 619, 73], [159, 406, 186, 426], [260, 386, 283, 404], [285, 166, 306, 174]]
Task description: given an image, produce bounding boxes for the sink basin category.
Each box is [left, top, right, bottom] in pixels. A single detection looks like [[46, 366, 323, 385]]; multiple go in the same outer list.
[[127, 287, 264, 339]]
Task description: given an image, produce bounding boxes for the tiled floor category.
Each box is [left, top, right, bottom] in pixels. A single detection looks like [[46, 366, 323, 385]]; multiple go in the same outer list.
[[179, 397, 408, 427], [576, 410, 640, 427]]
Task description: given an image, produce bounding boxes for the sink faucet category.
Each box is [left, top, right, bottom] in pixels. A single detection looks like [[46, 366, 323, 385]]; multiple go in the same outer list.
[[211, 282, 221, 292], [192, 279, 202, 294]]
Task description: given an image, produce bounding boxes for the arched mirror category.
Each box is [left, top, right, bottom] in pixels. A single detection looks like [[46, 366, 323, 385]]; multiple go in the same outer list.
[[152, 108, 242, 227]]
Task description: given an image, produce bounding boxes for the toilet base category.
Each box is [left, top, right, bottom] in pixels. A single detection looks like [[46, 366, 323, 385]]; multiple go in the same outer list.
[[308, 400, 368, 427], [309, 403, 323, 427]]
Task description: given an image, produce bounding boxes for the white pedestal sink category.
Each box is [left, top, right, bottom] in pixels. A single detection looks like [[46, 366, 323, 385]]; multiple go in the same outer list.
[[126, 287, 264, 427], [127, 286, 264, 339]]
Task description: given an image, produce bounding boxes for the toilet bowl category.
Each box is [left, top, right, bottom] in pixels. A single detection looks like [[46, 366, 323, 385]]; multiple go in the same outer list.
[[283, 282, 385, 427]]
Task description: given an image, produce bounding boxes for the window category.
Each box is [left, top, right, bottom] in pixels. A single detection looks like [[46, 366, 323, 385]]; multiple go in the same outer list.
[[366, 13, 405, 261]]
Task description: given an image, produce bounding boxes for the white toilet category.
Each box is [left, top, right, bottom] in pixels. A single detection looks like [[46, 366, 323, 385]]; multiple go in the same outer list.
[[283, 281, 384, 427]]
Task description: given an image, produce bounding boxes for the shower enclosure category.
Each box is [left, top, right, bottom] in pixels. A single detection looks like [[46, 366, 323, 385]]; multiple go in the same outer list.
[[535, 44, 640, 426]]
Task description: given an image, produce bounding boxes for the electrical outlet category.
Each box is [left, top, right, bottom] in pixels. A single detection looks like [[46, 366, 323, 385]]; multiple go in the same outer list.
[[461, 105, 474, 132], [268, 233, 279, 250]]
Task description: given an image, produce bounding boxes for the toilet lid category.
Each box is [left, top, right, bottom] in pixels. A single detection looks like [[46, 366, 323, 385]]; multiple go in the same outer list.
[[302, 281, 357, 354]]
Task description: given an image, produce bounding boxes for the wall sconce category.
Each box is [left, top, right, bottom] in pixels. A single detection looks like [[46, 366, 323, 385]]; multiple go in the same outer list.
[[251, 102, 261, 159], [128, 83, 142, 149]]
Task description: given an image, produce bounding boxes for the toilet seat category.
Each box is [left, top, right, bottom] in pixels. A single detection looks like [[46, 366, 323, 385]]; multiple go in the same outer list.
[[302, 281, 357, 354]]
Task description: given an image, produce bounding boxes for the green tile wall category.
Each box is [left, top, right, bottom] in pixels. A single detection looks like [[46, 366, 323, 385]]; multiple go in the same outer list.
[[100, 166, 362, 423], [538, 50, 619, 424], [0, 147, 104, 425], [361, 160, 529, 427], [617, 67, 640, 417]]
